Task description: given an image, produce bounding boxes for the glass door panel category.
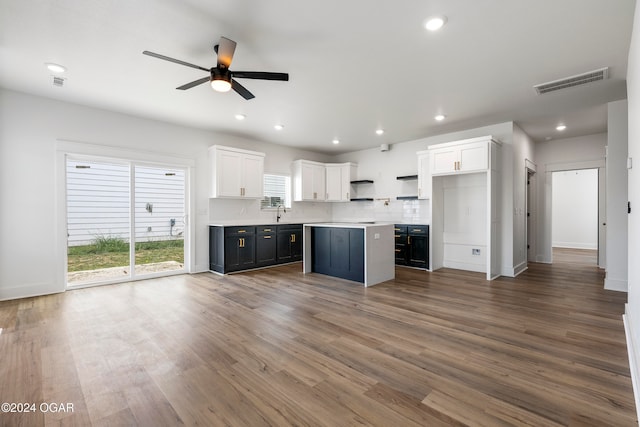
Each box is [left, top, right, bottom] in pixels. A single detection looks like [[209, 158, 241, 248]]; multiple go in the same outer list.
[[133, 165, 185, 276], [66, 158, 131, 285]]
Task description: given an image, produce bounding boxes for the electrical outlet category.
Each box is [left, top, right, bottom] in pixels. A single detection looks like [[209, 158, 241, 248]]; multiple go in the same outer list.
[[147, 226, 152, 232], [472, 248, 481, 255]]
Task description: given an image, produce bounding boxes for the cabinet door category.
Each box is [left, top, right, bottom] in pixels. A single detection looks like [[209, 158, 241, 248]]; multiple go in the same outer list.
[[312, 164, 326, 200], [290, 229, 302, 261], [216, 150, 243, 197], [459, 142, 488, 173], [325, 165, 343, 201], [224, 235, 256, 271], [209, 226, 224, 273], [242, 153, 265, 198], [408, 226, 429, 268], [256, 233, 277, 266], [300, 162, 317, 200], [417, 153, 432, 199], [430, 147, 458, 175], [276, 227, 302, 263]]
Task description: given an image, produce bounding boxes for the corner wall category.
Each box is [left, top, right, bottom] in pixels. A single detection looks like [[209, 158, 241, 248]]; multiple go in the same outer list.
[[624, 0, 640, 421]]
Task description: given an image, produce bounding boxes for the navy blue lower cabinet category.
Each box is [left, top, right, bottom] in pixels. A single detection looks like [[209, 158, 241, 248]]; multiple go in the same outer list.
[[277, 224, 303, 263], [394, 224, 429, 269], [312, 227, 365, 283], [256, 226, 277, 267]]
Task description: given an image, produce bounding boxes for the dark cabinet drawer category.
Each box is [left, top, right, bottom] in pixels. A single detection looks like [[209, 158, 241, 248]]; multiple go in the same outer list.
[[225, 226, 255, 236]]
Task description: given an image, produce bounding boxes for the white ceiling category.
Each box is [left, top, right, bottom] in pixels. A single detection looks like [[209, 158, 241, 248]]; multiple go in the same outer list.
[[0, 0, 635, 153]]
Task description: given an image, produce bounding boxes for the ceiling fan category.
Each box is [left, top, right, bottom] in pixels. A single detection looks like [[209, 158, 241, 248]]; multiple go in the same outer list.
[[143, 36, 289, 100]]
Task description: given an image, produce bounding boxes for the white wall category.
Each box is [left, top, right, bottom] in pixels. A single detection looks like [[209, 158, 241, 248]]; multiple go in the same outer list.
[[512, 125, 536, 274], [607, 100, 629, 291], [0, 89, 329, 300], [551, 169, 598, 249], [624, 2, 640, 421], [534, 133, 607, 263]]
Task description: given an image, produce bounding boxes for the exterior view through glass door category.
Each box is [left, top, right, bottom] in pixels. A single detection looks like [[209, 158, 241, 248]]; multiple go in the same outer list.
[[66, 157, 185, 286]]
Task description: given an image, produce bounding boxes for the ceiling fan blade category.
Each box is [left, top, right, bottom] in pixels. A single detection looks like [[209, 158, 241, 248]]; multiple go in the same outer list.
[[143, 51, 210, 72], [232, 71, 289, 81], [232, 79, 255, 100], [216, 37, 237, 69], [176, 76, 210, 90]]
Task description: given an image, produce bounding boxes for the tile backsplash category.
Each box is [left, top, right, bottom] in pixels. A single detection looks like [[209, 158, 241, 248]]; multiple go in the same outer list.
[[331, 198, 430, 224]]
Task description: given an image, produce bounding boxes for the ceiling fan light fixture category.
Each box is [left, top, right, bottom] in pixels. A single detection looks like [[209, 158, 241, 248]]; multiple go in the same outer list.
[[210, 69, 232, 92]]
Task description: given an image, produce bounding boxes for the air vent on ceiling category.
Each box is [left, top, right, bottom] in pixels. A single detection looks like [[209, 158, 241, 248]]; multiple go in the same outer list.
[[533, 67, 609, 95], [52, 76, 66, 87]]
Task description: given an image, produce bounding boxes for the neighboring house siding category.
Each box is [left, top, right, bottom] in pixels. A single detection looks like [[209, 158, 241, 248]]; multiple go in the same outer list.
[[67, 160, 185, 246]]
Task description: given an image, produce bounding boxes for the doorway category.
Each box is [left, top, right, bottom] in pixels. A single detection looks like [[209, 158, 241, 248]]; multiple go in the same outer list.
[[66, 156, 186, 286], [551, 168, 599, 266]]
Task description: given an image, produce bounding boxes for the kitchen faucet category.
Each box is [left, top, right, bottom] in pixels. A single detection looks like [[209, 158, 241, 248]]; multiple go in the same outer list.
[[276, 204, 286, 222]]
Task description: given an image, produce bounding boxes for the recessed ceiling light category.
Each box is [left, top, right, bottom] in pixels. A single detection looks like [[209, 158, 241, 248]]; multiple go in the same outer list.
[[45, 63, 66, 73], [274, 124, 284, 131], [332, 139, 340, 145], [235, 114, 246, 120], [376, 129, 384, 135], [425, 16, 447, 31], [434, 114, 446, 121], [556, 124, 567, 131]]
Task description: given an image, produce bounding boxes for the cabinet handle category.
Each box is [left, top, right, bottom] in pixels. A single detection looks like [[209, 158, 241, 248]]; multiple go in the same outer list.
[[263, 228, 272, 232], [238, 229, 246, 233], [313, 192, 317, 199], [290, 233, 296, 243], [412, 229, 422, 232], [395, 249, 402, 252], [239, 237, 245, 248], [263, 235, 272, 239], [408, 236, 411, 244], [346, 192, 349, 199]]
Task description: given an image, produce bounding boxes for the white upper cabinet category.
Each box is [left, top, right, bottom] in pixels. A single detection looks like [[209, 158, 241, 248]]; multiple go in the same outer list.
[[293, 160, 326, 201], [209, 145, 265, 198], [429, 138, 490, 176], [325, 163, 356, 202], [416, 151, 431, 199]]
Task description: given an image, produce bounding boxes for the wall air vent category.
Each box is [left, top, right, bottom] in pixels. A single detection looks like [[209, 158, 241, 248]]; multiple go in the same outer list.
[[533, 67, 609, 95], [52, 76, 65, 87]]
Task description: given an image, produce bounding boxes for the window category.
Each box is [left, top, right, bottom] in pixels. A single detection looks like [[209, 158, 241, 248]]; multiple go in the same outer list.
[[262, 174, 291, 209]]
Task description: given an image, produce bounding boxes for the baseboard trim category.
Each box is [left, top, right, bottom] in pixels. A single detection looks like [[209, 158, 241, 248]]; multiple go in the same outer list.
[[513, 261, 528, 277], [0, 282, 64, 302], [605, 277, 628, 292], [623, 308, 640, 424]]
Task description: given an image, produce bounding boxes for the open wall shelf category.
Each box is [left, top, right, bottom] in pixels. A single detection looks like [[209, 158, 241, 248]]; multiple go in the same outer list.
[[350, 180, 374, 184]]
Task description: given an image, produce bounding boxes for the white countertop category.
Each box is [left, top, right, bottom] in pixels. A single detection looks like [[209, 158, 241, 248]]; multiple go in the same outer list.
[[303, 222, 394, 229]]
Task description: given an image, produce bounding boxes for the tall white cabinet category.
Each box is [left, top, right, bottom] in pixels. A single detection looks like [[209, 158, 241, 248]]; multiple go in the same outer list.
[[427, 136, 501, 280], [209, 145, 265, 199]]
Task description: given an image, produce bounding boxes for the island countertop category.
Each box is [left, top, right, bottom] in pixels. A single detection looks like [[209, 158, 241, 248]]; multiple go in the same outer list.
[[303, 222, 393, 229]]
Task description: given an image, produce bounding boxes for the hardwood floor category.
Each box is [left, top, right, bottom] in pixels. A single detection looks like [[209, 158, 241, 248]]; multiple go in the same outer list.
[[0, 262, 635, 426], [553, 247, 598, 266]]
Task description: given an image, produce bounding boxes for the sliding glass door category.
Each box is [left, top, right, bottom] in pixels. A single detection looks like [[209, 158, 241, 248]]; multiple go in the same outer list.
[[66, 157, 186, 286]]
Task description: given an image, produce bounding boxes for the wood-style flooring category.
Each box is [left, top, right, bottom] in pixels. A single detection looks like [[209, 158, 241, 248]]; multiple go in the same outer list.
[[0, 262, 635, 426], [553, 247, 598, 266]]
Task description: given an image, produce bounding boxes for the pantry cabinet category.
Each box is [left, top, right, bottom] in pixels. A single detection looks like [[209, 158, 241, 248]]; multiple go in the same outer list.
[[209, 145, 265, 199], [428, 136, 501, 280]]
